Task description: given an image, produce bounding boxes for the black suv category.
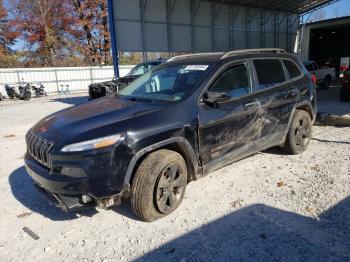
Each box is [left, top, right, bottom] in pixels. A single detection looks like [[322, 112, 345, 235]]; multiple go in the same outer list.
[[25, 49, 316, 221], [88, 59, 166, 99]]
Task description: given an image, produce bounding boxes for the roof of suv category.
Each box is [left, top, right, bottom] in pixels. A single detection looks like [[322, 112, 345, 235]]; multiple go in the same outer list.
[[167, 48, 293, 65]]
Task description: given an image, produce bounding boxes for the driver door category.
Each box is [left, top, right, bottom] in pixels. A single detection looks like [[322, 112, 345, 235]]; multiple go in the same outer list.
[[198, 62, 261, 172]]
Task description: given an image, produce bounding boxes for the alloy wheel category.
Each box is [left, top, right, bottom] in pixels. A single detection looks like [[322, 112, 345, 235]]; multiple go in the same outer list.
[[155, 164, 187, 214], [294, 117, 310, 147]]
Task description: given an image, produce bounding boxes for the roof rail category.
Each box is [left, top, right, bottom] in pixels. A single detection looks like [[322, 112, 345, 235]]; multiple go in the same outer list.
[[221, 48, 287, 59], [167, 52, 222, 62]]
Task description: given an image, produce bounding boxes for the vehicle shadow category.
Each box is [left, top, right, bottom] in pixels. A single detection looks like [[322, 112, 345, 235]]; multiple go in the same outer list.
[[111, 202, 140, 221], [51, 95, 89, 106], [312, 137, 350, 145], [137, 197, 350, 261], [8, 166, 98, 221], [261, 146, 289, 155]]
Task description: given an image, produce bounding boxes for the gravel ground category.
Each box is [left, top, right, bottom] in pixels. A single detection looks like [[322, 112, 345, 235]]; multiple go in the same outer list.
[[0, 94, 349, 262]]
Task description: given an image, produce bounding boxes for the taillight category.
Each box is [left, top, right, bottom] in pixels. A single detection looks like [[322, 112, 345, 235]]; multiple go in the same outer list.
[[311, 74, 317, 85]]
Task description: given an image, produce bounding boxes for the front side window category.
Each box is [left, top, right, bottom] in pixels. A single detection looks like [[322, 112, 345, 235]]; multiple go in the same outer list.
[[119, 64, 212, 102], [254, 59, 286, 89], [210, 64, 250, 98], [284, 60, 302, 79]]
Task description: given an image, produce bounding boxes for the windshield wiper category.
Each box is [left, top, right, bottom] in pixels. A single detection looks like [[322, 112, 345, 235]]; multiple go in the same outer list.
[[128, 97, 153, 102]]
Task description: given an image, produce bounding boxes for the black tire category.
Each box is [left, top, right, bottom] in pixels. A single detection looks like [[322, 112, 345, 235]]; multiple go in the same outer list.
[[339, 87, 350, 102], [322, 76, 331, 90], [24, 91, 31, 101], [284, 110, 312, 154], [131, 149, 187, 222]]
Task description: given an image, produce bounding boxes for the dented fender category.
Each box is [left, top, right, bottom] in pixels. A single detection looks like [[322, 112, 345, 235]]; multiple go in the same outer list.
[[122, 137, 201, 190]]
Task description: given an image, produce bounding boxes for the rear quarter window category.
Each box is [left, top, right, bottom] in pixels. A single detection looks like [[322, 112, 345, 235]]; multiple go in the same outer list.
[[253, 59, 286, 89], [284, 60, 302, 79]]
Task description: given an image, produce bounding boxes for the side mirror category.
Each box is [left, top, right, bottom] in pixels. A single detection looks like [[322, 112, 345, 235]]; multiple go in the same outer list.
[[203, 90, 231, 104]]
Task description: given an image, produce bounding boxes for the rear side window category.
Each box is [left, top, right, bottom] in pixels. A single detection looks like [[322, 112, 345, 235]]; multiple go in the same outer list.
[[284, 60, 302, 78], [253, 59, 286, 89]]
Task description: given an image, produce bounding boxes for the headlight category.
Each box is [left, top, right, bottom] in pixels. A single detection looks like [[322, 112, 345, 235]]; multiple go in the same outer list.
[[61, 134, 123, 152]]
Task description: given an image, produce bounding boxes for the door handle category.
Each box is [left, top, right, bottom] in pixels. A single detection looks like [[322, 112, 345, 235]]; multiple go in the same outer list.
[[287, 90, 298, 98], [244, 101, 259, 108]]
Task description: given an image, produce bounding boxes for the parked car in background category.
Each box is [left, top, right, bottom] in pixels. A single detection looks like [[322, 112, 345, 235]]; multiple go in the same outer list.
[[340, 69, 350, 101], [303, 61, 335, 89], [340, 57, 349, 78], [25, 49, 316, 222], [89, 59, 167, 99]]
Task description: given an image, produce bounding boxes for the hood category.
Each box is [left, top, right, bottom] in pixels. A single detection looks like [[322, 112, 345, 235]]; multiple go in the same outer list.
[[117, 75, 138, 83], [90, 76, 139, 90], [32, 96, 163, 145]]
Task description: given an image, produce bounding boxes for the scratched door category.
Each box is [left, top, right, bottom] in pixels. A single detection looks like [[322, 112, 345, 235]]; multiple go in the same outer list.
[[198, 63, 260, 169]]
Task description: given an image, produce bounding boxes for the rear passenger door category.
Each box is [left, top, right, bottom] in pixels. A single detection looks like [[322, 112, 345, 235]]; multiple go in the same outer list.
[[252, 58, 299, 150]]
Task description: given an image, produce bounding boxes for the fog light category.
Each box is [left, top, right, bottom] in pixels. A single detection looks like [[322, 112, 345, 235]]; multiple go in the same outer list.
[[81, 195, 93, 204], [61, 167, 87, 178]]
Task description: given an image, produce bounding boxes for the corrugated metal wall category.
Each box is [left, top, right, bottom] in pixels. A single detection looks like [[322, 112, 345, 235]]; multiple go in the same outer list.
[[112, 0, 299, 53]]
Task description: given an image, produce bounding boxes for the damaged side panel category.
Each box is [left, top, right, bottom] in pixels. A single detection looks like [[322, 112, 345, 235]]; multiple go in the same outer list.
[[198, 95, 260, 170]]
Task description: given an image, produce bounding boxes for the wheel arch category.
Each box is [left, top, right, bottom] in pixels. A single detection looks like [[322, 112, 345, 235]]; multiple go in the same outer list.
[[325, 74, 332, 80], [123, 137, 200, 192], [296, 104, 314, 121], [285, 101, 315, 139]]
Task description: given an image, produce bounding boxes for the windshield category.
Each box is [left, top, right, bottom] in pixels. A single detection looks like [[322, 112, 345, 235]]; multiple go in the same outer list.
[[119, 64, 212, 102], [127, 62, 161, 76]]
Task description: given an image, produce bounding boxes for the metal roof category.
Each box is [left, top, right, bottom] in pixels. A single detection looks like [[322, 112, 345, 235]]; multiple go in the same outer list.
[[222, 0, 339, 14]]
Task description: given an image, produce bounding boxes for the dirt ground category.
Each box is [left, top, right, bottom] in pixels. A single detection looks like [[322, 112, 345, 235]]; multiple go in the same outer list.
[[0, 91, 349, 262]]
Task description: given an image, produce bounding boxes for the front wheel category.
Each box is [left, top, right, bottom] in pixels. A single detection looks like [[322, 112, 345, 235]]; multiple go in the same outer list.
[[131, 149, 187, 222], [284, 110, 312, 154]]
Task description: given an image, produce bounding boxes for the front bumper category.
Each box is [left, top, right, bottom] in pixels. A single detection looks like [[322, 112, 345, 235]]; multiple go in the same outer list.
[[24, 145, 132, 211]]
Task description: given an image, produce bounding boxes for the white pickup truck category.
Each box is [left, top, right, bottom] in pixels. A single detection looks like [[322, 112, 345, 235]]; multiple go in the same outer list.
[[303, 61, 336, 89]]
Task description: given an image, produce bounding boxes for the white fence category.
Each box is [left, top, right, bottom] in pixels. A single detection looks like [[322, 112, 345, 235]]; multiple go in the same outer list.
[[0, 65, 134, 96]]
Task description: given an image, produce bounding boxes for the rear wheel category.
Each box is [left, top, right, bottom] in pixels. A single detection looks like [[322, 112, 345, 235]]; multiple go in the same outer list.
[[131, 149, 187, 222], [284, 110, 312, 154]]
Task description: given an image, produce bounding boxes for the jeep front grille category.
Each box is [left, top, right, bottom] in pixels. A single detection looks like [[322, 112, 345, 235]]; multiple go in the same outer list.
[[26, 131, 54, 168]]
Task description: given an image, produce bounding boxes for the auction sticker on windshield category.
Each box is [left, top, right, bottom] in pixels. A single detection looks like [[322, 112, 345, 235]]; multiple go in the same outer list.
[[184, 65, 209, 71]]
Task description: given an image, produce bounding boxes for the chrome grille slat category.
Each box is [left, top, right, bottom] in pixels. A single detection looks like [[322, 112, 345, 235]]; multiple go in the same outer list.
[[26, 130, 54, 168]]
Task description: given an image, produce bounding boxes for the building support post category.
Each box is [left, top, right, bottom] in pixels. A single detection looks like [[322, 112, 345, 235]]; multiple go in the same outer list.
[[107, 0, 119, 78], [260, 9, 266, 48], [139, 0, 148, 61], [166, 0, 177, 56], [190, 0, 201, 53], [274, 11, 279, 48], [211, 0, 223, 52], [245, 8, 251, 49]]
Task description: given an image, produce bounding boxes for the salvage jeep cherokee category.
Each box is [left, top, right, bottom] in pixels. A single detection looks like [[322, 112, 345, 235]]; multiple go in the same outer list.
[[25, 49, 316, 222]]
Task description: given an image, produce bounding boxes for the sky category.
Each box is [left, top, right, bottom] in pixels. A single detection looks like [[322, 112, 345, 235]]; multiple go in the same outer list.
[[308, 0, 350, 20]]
